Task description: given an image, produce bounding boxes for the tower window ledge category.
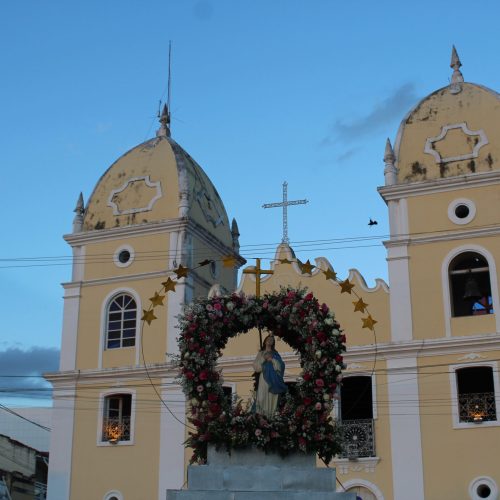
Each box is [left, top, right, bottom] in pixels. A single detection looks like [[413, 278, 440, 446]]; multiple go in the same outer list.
[[333, 456, 380, 474]]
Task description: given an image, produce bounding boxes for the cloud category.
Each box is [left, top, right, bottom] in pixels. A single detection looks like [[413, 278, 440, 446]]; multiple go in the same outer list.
[[0, 347, 59, 399], [322, 83, 419, 146], [336, 148, 358, 163]]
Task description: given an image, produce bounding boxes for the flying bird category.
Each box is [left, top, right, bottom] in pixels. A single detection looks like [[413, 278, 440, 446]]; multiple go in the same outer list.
[[368, 218, 378, 226]]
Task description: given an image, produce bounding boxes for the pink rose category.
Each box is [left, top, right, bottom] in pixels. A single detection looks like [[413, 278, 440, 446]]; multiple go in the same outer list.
[[315, 402, 322, 410], [315, 379, 325, 388]]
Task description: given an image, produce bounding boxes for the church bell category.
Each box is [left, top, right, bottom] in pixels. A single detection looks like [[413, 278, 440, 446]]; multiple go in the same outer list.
[[463, 273, 482, 300]]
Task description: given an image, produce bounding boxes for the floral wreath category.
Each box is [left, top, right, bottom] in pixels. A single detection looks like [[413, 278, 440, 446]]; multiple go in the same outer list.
[[178, 287, 347, 464]]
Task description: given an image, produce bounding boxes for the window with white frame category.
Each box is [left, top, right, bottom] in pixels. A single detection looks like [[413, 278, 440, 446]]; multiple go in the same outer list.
[[339, 375, 375, 458], [456, 366, 496, 424], [449, 252, 493, 317], [102, 393, 132, 443], [106, 293, 137, 349]]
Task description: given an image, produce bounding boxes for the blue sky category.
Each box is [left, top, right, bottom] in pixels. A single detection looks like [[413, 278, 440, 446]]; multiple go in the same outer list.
[[1, 0, 500, 405]]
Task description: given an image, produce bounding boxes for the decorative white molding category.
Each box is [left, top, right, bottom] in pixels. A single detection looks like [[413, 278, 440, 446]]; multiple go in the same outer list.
[[334, 457, 380, 474], [345, 363, 366, 371], [424, 122, 488, 164], [469, 476, 498, 500], [378, 170, 500, 202], [98, 288, 142, 369], [449, 361, 500, 429], [441, 244, 500, 338], [64, 218, 244, 268], [458, 352, 486, 361], [107, 175, 163, 215], [447, 198, 476, 226], [387, 357, 425, 500], [96, 389, 136, 447]]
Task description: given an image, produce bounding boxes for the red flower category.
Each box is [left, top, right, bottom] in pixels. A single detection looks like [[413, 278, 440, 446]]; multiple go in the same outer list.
[[303, 372, 312, 381], [306, 336, 313, 344], [213, 302, 222, 311], [208, 393, 218, 402], [209, 403, 221, 414], [199, 347, 206, 355], [305, 293, 313, 301], [340, 334, 346, 343], [185, 371, 195, 380], [303, 397, 313, 406], [199, 370, 209, 381], [316, 331, 326, 342], [315, 378, 325, 387], [335, 355, 343, 363], [298, 437, 306, 446]]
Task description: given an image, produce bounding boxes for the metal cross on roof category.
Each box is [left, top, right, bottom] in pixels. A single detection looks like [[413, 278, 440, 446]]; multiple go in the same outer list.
[[262, 181, 308, 244]]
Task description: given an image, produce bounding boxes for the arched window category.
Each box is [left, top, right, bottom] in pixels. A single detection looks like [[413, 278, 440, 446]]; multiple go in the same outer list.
[[106, 293, 137, 349], [449, 252, 493, 317]]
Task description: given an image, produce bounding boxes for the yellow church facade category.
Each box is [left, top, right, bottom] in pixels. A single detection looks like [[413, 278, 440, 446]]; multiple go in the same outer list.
[[46, 50, 500, 500]]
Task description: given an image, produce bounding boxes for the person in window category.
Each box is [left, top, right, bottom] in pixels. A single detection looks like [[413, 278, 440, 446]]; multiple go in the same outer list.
[[252, 335, 287, 418]]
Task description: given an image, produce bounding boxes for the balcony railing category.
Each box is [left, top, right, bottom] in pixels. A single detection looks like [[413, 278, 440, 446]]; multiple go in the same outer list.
[[458, 392, 496, 423], [339, 419, 375, 458], [102, 416, 131, 442]]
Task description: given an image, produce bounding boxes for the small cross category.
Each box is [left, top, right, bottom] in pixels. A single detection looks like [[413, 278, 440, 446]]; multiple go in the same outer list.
[[243, 258, 274, 349], [243, 258, 274, 298], [262, 181, 308, 244]]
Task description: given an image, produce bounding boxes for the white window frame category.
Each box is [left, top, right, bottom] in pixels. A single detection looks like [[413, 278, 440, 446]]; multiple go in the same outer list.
[[441, 245, 500, 337], [449, 361, 500, 429], [97, 389, 136, 446], [99, 288, 142, 368]]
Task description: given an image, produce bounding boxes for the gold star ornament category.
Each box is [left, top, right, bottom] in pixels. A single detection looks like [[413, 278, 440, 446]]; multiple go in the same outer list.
[[300, 259, 315, 274], [278, 258, 292, 265], [142, 309, 157, 325], [323, 268, 337, 281], [339, 279, 355, 294], [353, 298, 368, 313], [149, 292, 165, 307], [162, 278, 177, 293], [361, 315, 377, 330], [174, 264, 189, 279]]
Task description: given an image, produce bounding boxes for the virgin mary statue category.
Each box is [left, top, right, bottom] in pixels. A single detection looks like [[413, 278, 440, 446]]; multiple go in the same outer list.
[[252, 335, 288, 418]]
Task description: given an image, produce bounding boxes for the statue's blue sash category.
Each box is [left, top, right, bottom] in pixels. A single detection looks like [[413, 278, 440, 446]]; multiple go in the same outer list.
[[262, 352, 287, 394]]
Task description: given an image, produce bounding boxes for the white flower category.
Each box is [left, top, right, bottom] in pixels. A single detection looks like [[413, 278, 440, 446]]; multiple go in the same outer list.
[[315, 350, 322, 359], [226, 302, 234, 311], [325, 318, 334, 325], [335, 365, 342, 372]]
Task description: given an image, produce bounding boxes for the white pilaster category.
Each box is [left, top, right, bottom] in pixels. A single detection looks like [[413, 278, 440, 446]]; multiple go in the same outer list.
[[46, 383, 76, 500], [158, 380, 186, 499], [387, 198, 413, 342], [387, 357, 424, 500], [60, 284, 81, 371]]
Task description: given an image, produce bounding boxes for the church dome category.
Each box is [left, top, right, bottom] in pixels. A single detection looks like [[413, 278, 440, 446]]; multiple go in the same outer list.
[[82, 113, 231, 245], [393, 50, 500, 184]]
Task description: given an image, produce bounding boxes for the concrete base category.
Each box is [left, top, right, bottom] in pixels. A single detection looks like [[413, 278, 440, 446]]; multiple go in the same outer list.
[[166, 446, 355, 499]]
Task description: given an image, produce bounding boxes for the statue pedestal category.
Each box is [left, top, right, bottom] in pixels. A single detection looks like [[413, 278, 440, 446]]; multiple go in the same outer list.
[[166, 446, 356, 499]]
